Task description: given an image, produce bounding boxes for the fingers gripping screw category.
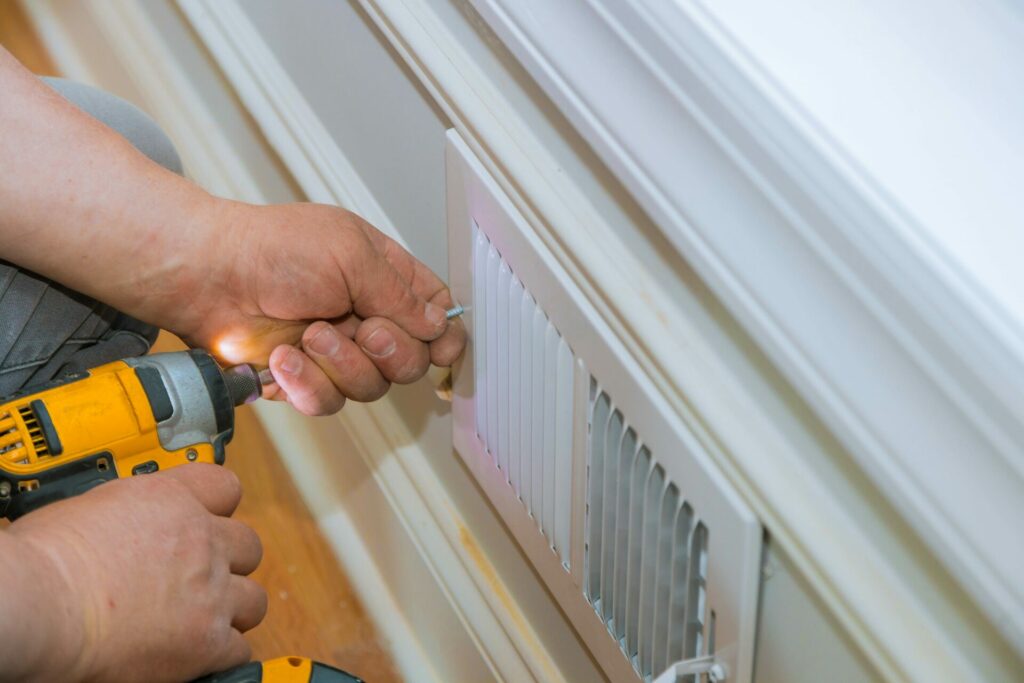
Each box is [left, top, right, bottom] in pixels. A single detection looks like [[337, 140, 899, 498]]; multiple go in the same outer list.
[[248, 304, 463, 391]]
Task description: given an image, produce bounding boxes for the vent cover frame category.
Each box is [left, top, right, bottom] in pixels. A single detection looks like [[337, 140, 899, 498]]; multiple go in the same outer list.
[[446, 130, 761, 682]]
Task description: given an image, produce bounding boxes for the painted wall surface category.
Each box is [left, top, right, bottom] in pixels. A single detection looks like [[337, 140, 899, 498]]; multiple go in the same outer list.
[[755, 544, 875, 683]]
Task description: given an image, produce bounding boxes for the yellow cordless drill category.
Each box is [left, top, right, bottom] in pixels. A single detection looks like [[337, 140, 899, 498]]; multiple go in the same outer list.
[[0, 350, 363, 683]]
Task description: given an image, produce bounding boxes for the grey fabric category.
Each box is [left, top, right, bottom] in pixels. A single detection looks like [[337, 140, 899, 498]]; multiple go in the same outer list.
[[0, 79, 182, 396]]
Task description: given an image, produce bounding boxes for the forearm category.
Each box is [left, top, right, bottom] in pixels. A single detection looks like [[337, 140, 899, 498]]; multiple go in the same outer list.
[[0, 530, 87, 682], [0, 47, 224, 326]]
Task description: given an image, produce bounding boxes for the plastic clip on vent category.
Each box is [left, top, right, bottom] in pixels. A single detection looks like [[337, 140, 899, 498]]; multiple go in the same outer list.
[[586, 383, 710, 681], [473, 223, 576, 567]]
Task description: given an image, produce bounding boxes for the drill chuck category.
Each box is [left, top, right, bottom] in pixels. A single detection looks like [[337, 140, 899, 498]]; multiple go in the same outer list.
[[222, 364, 264, 406]]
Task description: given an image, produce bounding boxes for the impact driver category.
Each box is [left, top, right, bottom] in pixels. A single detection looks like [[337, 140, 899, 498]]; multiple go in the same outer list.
[[0, 349, 362, 683]]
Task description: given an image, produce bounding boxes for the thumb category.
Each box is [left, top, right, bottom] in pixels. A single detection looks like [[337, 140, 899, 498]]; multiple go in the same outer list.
[[351, 260, 448, 341]]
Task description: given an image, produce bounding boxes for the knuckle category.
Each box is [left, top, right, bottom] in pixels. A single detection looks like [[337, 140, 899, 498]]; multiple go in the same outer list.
[[358, 379, 390, 403], [187, 516, 218, 557], [140, 469, 177, 492], [252, 583, 269, 620], [431, 341, 462, 367], [311, 390, 346, 416], [140, 474, 192, 507], [193, 509, 216, 535], [216, 467, 243, 501], [190, 611, 231, 659], [243, 525, 264, 565], [393, 350, 429, 384]]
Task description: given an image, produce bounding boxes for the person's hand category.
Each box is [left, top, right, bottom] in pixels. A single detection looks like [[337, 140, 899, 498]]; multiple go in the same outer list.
[[7, 465, 265, 683], [164, 201, 466, 416], [0, 53, 463, 415]]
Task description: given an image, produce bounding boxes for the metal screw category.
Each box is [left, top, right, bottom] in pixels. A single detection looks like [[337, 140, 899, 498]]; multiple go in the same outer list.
[[446, 305, 464, 320], [0, 481, 10, 497], [186, 449, 198, 462]]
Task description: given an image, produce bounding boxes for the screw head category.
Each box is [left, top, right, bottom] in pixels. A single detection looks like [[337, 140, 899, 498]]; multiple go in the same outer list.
[[0, 481, 11, 497], [186, 449, 198, 462]]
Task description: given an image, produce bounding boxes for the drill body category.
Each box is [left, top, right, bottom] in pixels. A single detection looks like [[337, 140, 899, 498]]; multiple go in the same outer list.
[[0, 349, 251, 519]]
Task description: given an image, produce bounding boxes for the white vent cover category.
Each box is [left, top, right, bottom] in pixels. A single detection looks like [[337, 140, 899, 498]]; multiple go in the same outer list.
[[446, 130, 762, 683]]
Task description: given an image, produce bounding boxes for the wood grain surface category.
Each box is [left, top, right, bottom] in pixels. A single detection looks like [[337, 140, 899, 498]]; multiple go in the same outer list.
[[0, 4, 401, 678], [226, 383, 401, 683], [0, 0, 56, 75]]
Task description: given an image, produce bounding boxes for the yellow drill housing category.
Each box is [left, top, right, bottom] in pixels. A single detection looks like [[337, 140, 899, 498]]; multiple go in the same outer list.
[[0, 350, 245, 519]]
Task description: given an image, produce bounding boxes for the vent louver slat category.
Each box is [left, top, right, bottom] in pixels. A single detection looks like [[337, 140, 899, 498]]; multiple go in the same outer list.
[[554, 337, 574, 561], [507, 277, 524, 497], [472, 227, 488, 442], [529, 304, 548, 529], [472, 222, 576, 567], [485, 241, 500, 467], [586, 385, 710, 681]]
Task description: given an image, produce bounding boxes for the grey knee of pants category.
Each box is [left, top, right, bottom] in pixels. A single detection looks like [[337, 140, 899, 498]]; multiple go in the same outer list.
[[0, 79, 183, 396]]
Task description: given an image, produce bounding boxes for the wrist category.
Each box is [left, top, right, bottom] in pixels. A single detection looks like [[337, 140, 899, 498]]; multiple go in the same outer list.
[[0, 531, 93, 682], [124, 193, 245, 337]]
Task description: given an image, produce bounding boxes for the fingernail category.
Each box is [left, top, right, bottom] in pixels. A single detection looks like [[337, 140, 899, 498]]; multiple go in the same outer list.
[[361, 328, 396, 358], [425, 302, 447, 329], [307, 324, 340, 356], [280, 348, 303, 375]]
